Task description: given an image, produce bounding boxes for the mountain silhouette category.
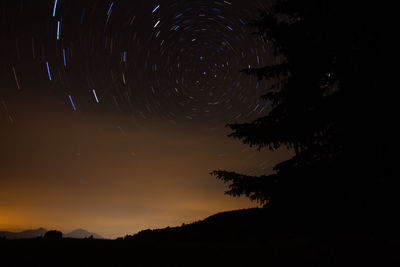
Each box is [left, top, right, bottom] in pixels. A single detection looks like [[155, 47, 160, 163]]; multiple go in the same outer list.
[[64, 229, 103, 239], [0, 228, 103, 239], [0, 228, 47, 239]]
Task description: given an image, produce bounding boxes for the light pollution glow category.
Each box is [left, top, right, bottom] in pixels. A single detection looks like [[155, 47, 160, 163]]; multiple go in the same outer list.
[[0, 100, 289, 238]]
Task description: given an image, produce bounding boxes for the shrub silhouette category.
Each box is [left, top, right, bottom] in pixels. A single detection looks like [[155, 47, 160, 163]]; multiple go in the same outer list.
[[43, 230, 63, 240]]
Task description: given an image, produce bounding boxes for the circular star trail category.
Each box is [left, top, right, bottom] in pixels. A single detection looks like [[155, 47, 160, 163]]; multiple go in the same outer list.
[[3, 0, 275, 125]]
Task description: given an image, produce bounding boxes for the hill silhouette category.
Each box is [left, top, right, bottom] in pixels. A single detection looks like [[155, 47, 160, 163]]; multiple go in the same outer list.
[[0, 228, 47, 239], [124, 208, 291, 242], [64, 229, 103, 239], [125, 206, 400, 243]]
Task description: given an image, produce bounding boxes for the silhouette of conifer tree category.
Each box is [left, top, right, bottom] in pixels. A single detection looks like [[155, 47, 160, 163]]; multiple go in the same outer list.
[[212, 0, 393, 235]]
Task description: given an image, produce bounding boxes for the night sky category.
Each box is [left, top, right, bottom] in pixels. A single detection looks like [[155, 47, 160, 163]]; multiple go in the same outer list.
[[0, 0, 289, 238]]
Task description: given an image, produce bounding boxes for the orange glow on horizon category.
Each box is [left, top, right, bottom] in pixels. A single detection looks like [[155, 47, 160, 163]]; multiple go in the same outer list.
[[0, 101, 289, 238]]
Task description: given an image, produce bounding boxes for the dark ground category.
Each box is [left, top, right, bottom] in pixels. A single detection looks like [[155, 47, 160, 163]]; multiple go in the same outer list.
[[1, 209, 399, 266], [1, 238, 400, 267]]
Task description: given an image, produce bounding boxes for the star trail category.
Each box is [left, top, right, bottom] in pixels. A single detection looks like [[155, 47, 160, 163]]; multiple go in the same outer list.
[[1, 3, 391, 265], [2, 0, 274, 125], [0, 0, 285, 238]]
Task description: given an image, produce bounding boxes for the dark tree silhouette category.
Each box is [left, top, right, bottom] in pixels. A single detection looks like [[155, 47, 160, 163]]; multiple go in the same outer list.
[[43, 230, 63, 240], [212, 1, 393, 235]]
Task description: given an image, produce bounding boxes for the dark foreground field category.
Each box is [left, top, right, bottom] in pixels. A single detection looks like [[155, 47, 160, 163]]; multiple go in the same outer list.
[[1, 238, 400, 267], [2, 209, 400, 266]]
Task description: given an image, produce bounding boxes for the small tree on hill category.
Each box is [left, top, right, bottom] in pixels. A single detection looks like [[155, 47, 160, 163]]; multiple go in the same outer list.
[[44, 230, 63, 240]]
